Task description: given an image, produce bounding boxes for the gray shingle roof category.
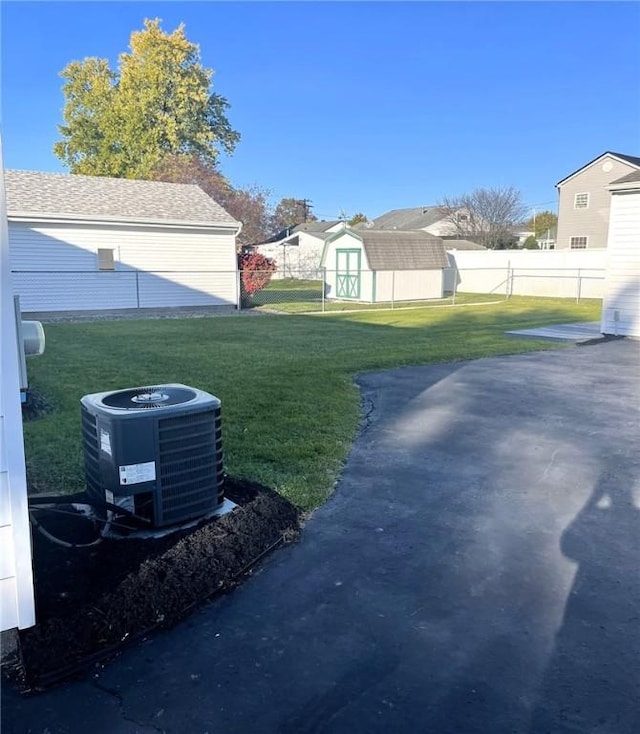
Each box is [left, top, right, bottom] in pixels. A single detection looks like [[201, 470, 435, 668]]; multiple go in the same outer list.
[[372, 206, 447, 230], [292, 220, 341, 233], [443, 239, 487, 250], [358, 230, 448, 270], [5, 170, 237, 227], [609, 170, 640, 186]]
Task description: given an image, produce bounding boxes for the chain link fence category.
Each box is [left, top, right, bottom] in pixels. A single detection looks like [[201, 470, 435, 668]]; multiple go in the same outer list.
[[12, 265, 605, 315], [240, 266, 605, 313]]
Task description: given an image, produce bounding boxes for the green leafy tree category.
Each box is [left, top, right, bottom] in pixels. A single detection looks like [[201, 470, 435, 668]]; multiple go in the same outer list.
[[270, 197, 317, 235], [348, 212, 369, 227], [54, 19, 239, 178], [524, 210, 557, 237]]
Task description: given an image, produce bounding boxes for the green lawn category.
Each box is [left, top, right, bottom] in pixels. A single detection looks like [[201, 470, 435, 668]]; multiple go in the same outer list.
[[23, 296, 601, 511], [244, 278, 504, 313]]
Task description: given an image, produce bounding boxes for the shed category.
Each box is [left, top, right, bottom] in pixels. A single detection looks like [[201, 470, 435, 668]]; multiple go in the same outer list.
[[6, 170, 241, 314], [320, 228, 448, 302], [600, 171, 640, 337]]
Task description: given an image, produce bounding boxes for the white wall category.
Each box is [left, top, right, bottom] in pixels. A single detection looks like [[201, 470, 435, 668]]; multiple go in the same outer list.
[[256, 233, 325, 279], [375, 269, 443, 301], [601, 190, 640, 337], [1, 155, 35, 631], [445, 248, 607, 299], [9, 221, 238, 311]]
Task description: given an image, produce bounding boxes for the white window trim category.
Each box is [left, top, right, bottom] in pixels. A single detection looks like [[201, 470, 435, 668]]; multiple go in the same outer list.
[[570, 236, 588, 249], [574, 192, 589, 209]]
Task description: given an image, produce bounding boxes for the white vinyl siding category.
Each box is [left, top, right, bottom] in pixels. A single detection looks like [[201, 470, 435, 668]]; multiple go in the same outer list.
[[1, 163, 35, 632], [9, 221, 238, 311], [374, 270, 443, 301], [556, 155, 639, 249], [574, 193, 589, 209], [601, 190, 640, 337]]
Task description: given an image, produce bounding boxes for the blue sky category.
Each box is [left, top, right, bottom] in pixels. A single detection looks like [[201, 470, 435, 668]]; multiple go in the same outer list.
[[2, 1, 639, 220]]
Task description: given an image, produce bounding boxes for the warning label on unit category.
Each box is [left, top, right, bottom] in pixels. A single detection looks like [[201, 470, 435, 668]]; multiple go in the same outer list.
[[100, 429, 112, 456], [119, 461, 156, 486]]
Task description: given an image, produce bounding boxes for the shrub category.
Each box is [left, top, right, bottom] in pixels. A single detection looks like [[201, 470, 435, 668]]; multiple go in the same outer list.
[[239, 251, 277, 296], [522, 235, 540, 249]]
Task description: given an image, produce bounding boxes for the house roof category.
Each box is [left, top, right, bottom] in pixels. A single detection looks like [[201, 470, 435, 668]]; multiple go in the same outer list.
[[556, 151, 640, 187], [609, 170, 640, 187], [372, 206, 448, 230], [292, 220, 341, 233], [444, 239, 487, 251], [356, 230, 448, 270], [4, 170, 238, 227]]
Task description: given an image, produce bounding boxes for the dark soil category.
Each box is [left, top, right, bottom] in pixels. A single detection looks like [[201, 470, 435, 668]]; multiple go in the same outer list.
[[5, 478, 300, 690]]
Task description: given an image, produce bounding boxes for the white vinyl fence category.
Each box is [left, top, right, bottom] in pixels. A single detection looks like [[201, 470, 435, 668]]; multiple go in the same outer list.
[[445, 248, 607, 300]]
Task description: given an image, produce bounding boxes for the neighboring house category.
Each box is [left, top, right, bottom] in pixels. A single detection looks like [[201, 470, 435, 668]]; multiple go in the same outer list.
[[320, 228, 448, 303], [371, 206, 468, 237], [555, 151, 640, 249], [514, 229, 536, 247], [6, 170, 241, 313], [254, 220, 343, 277], [536, 227, 557, 250], [444, 239, 487, 251], [1, 159, 35, 632], [601, 170, 640, 338]]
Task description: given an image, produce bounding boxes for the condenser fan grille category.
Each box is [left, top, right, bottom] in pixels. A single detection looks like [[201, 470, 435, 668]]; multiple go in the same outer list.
[[101, 386, 197, 410]]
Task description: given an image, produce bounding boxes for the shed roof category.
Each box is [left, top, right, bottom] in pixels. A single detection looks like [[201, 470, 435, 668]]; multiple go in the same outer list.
[[356, 230, 448, 270], [372, 206, 448, 230], [4, 170, 237, 227]]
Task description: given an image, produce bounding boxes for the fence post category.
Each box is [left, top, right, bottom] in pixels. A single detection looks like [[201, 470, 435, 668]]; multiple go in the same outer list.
[[452, 265, 458, 305], [506, 261, 512, 299], [135, 271, 140, 309], [321, 268, 325, 313], [576, 268, 581, 303], [391, 270, 395, 309]]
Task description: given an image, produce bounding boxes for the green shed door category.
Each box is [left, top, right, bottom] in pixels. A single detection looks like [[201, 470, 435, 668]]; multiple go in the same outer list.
[[336, 249, 361, 299]]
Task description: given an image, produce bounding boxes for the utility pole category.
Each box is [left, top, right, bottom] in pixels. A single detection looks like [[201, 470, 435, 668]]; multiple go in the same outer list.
[[298, 199, 313, 222]]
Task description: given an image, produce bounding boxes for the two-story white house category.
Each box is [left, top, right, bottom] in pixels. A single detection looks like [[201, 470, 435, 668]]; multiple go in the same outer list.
[[555, 151, 640, 249]]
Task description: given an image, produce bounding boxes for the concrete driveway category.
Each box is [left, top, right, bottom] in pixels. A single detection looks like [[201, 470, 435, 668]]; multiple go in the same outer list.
[[3, 339, 639, 734]]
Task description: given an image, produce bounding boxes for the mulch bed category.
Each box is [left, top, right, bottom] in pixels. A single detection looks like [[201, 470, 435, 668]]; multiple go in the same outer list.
[[3, 478, 300, 690]]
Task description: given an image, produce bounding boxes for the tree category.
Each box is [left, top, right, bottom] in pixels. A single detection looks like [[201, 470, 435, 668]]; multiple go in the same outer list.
[[522, 235, 540, 249], [152, 154, 271, 247], [524, 210, 557, 238], [438, 186, 528, 250], [270, 198, 317, 235], [348, 212, 369, 227], [54, 19, 239, 178]]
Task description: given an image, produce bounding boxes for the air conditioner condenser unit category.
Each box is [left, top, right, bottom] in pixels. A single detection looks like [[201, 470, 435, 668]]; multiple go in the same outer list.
[[80, 384, 223, 528]]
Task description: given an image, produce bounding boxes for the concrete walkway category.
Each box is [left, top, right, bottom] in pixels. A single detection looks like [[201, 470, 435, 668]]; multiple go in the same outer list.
[[505, 320, 602, 342], [3, 340, 639, 734]]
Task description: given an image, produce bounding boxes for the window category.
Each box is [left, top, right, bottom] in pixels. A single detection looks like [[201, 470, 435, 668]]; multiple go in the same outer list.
[[456, 213, 468, 222], [574, 193, 589, 209], [97, 248, 115, 271], [570, 237, 588, 249]]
